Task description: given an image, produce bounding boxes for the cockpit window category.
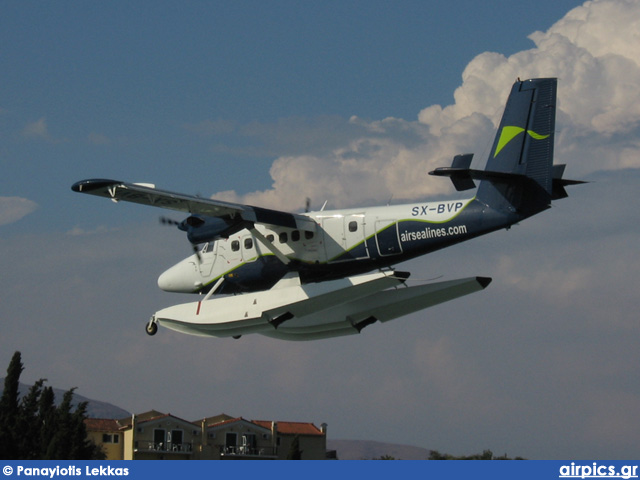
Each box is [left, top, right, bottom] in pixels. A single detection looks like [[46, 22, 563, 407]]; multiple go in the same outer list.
[[305, 231, 314, 240]]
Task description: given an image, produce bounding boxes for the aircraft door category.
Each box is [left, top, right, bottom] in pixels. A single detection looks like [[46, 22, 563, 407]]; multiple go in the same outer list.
[[322, 214, 369, 262], [375, 220, 403, 256], [214, 237, 242, 272], [198, 242, 216, 276], [322, 216, 346, 262], [344, 214, 369, 260], [241, 234, 257, 262]]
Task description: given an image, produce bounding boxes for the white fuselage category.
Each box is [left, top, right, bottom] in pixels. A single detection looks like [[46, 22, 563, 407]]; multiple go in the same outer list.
[[157, 197, 483, 295]]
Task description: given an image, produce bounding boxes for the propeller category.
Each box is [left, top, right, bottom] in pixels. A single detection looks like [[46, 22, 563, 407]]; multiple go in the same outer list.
[[305, 197, 311, 213], [159, 216, 202, 263], [191, 244, 202, 263], [160, 216, 180, 227]]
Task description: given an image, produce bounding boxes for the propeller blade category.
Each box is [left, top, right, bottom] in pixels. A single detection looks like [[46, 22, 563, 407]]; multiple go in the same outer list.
[[160, 216, 181, 226], [161, 216, 202, 263], [192, 244, 202, 264]]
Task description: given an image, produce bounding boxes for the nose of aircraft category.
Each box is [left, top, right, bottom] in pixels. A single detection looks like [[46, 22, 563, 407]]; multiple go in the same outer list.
[[157, 258, 203, 293]]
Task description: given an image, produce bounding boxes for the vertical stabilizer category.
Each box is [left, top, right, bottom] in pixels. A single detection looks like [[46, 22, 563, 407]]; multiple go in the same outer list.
[[476, 78, 557, 215]]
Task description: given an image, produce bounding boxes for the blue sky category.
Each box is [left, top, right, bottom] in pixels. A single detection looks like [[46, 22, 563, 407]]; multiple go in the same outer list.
[[3, 0, 640, 459], [2, 0, 585, 227]]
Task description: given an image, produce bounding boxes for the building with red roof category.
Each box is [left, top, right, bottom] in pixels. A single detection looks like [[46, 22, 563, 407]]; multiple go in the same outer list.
[[85, 411, 329, 460]]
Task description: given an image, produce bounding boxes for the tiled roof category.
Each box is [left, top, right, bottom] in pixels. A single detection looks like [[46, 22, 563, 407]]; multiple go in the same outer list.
[[196, 413, 234, 426], [141, 412, 197, 426], [205, 417, 271, 433], [92, 411, 324, 437], [84, 418, 121, 432], [117, 411, 199, 429], [253, 420, 323, 436], [208, 416, 244, 428], [128, 410, 163, 423]]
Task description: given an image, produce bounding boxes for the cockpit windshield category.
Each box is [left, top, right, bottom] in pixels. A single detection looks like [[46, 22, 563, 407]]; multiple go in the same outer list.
[[202, 243, 215, 253]]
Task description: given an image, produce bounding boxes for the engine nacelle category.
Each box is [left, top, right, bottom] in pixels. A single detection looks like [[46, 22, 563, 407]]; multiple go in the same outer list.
[[178, 215, 250, 244]]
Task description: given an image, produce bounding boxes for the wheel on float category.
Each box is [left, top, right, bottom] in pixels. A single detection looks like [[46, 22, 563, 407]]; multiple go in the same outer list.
[[146, 321, 158, 336]]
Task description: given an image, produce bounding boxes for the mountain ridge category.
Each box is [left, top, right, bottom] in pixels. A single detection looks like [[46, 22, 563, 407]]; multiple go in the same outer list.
[[327, 439, 432, 460], [1, 379, 131, 419]]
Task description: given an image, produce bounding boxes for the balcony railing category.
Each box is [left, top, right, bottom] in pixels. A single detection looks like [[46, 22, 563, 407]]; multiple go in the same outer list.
[[220, 445, 277, 458], [135, 442, 193, 454]]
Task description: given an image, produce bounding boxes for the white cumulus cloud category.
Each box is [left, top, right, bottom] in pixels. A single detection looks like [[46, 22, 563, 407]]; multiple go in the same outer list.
[[22, 117, 52, 141], [213, 0, 640, 211], [0, 197, 38, 226]]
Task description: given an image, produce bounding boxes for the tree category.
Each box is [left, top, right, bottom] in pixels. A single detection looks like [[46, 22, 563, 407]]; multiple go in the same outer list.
[[0, 351, 104, 460], [38, 386, 57, 458], [44, 389, 75, 459], [0, 352, 24, 458], [17, 379, 45, 459], [429, 449, 524, 460], [286, 435, 303, 460]]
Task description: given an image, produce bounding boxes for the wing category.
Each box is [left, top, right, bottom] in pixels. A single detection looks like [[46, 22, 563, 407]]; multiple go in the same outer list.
[[71, 178, 316, 231]]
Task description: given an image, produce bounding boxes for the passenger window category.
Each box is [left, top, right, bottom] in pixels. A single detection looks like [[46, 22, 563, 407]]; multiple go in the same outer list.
[[291, 230, 300, 242], [244, 238, 253, 250], [305, 231, 314, 240], [266, 234, 275, 242], [349, 221, 358, 232], [279, 232, 288, 244], [231, 240, 240, 252]]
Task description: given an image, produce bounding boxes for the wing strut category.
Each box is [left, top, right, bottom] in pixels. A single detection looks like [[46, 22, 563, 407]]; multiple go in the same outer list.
[[249, 226, 291, 265], [202, 277, 225, 302]]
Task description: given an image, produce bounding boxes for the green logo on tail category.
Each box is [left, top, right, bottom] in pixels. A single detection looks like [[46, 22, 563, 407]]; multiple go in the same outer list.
[[494, 126, 550, 158]]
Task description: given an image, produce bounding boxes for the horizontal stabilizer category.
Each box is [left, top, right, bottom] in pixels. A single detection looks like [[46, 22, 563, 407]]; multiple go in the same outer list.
[[551, 164, 587, 199], [429, 166, 530, 190], [430, 161, 585, 205], [447, 154, 477, 191]]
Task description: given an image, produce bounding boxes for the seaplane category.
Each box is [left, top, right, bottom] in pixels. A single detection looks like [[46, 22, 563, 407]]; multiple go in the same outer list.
[[72, 78, 584, 341]]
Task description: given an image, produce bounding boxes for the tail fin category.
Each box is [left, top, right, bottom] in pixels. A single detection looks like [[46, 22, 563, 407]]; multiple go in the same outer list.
[[479, 77, 556, 214], [431, 78, 583, 216]]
